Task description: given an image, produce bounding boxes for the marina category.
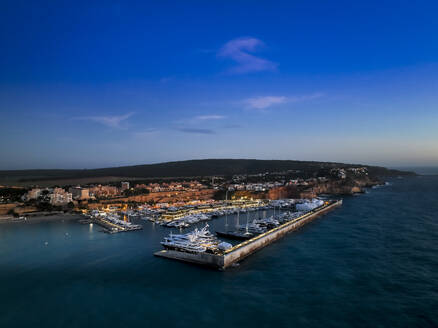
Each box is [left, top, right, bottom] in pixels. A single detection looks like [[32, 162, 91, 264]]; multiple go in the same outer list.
[[155, 199, 343, 269], [86, 199, 304, 231], [1, 1, 434, 325], [149, 200, 271, 228], [1, 177, 435, 328], [87, 210, 143, 233], [78, 199, 297, 234]]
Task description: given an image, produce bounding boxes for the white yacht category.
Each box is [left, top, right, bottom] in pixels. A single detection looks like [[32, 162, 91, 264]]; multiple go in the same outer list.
[[161, 224, 221, 253]]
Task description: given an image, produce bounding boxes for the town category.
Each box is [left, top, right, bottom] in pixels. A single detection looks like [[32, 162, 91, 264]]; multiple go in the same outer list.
[[0, 165, 380, 232]]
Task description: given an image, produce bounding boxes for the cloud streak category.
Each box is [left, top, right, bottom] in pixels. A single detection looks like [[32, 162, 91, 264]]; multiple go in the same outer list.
[[175, 114, 226, 125], [173, 114, 225, 135], [288, 93, 324, 103], [74, 112, 134, 128], [177, 128, 215, 135], [193, 115, 225, 121], [244, 96, 287, 109], [218, 37, 277, 74], [243, 93, 324, 110]]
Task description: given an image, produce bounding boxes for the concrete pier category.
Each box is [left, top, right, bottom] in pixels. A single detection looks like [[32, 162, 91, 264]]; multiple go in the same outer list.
[[155, 199, 343, 269], [93, 217, 142, 233], [154, 249, 225, 268]]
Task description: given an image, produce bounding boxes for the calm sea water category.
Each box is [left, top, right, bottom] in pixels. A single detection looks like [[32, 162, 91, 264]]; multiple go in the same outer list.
[[1, 176, 437, 328]]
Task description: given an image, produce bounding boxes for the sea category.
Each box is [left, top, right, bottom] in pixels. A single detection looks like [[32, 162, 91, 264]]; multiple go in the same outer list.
[[0, 175, 437, 328]]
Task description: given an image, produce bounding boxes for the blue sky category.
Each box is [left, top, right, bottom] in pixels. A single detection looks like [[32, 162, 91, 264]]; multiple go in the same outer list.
[[1, 1, 438, 169]]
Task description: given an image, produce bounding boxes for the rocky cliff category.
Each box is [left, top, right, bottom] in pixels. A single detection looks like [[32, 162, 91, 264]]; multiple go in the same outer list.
[[267, 177, 380, 199]]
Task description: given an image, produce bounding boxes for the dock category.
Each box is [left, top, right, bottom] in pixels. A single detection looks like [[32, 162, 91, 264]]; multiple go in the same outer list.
[[155, 199, 343, 269], [216, 230, 254, 240], [92, 217, 142, 233]]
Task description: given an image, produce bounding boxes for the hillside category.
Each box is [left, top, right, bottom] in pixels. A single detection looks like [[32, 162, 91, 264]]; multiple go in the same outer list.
[[0, 159, 415, 184]]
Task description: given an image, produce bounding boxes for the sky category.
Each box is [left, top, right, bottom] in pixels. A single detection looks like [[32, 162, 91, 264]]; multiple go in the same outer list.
[[1, 0, 438, 169]]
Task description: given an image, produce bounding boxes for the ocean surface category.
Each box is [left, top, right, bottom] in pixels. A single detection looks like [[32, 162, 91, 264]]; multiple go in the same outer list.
[[1, 176, 437, 328]]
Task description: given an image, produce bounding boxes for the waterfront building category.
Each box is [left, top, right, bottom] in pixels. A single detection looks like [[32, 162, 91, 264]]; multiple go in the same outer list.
[[89, 185, 119, 198], [26, 188, 42, 200], [69, 186, 90, 200], [49, 188, 73, 205], [331, 168, 347, 179], [121, 181, 130, 191]]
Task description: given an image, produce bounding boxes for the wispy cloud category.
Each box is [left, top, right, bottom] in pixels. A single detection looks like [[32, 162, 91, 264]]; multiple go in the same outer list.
[[218, 37, 277, 74], [172, 114, 225, 135], [175, 114, 226, 125], [194, 115, 226, 121], [243, 93, 324, 110], [244, 96, 287, 109], [74, 112, 134, 128], [177, 128, 215, 135]]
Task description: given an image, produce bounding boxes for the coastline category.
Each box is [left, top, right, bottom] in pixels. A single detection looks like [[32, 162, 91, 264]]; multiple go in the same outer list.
[[0, 212, 82, 224]]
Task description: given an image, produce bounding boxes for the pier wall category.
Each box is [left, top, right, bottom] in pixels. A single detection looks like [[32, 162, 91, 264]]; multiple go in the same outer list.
[[222, 200, 342, 269], [154, 249, 224, 268], [155, 200, 342, 269]]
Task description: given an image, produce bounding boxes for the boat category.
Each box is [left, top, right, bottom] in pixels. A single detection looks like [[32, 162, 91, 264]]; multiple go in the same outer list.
[[216, 230, 254, 240], [160, 224, 222, 254]]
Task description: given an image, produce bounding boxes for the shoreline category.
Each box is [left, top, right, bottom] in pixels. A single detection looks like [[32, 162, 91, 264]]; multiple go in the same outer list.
[[0, 212, 82, 224]]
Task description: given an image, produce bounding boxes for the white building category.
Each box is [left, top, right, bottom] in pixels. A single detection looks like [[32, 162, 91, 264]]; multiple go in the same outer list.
[[121, 181, 130, 191], [49, 188, 73, 205]]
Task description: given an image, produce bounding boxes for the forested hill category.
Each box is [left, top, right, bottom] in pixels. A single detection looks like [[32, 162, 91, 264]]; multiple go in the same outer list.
[[0, 159, 415, 183]]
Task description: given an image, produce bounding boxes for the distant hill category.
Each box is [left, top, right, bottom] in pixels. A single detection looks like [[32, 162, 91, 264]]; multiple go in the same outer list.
[[0, 159, 415, 184]]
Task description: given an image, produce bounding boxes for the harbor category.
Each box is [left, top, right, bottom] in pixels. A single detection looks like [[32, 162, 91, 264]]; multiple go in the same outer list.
[[77, 198, 298, 234], [144, 199, 272, 228], [155, 199, 343, 269], [87, 210, 143, 233]]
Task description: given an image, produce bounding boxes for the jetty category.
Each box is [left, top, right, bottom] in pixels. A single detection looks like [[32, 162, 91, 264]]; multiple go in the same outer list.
[[92, 216, 142, 234], [155, 199, 343, 269]]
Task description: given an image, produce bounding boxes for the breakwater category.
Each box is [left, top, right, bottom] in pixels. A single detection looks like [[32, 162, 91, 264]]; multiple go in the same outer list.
[[155, 199, 343, 269]]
